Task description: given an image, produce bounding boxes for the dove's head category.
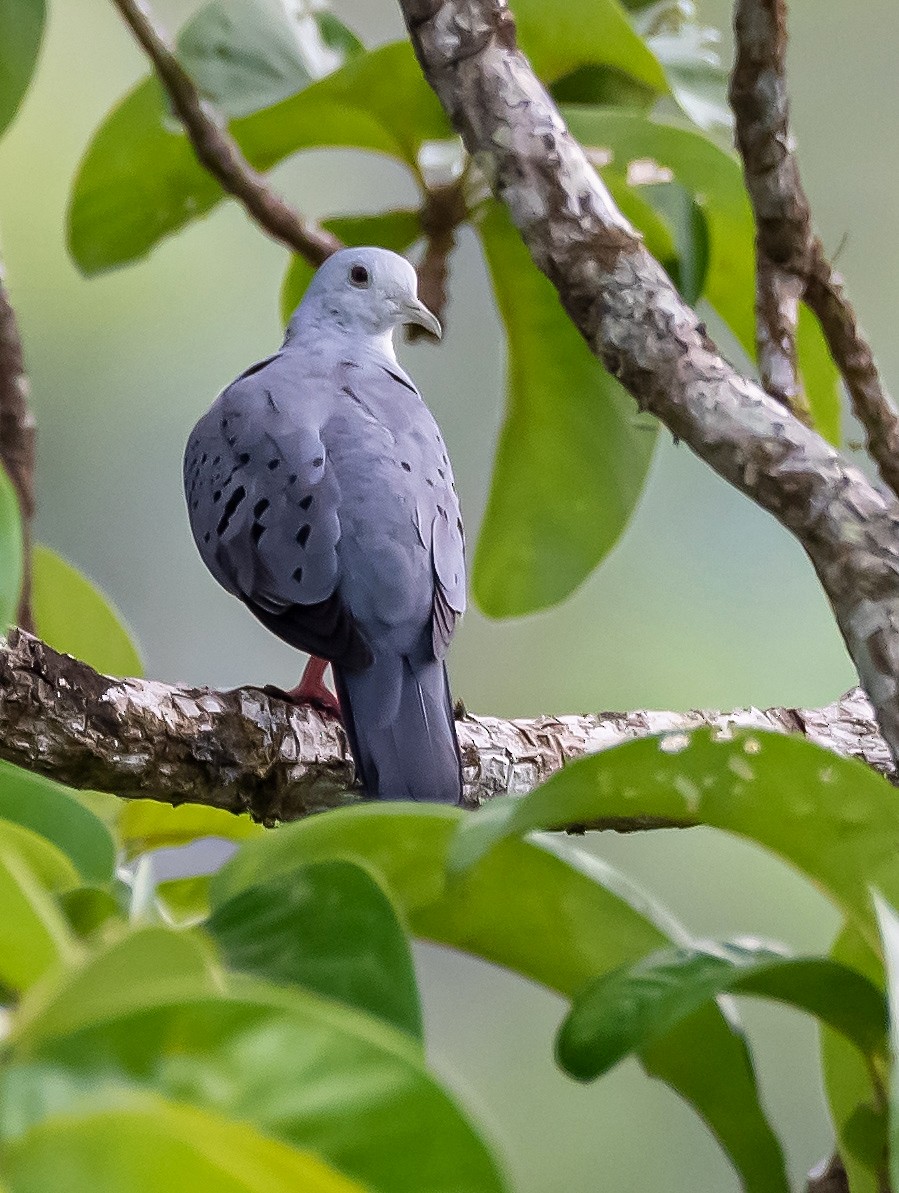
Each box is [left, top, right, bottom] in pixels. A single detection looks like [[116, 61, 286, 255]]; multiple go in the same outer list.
[[288, 247, 441, 347]]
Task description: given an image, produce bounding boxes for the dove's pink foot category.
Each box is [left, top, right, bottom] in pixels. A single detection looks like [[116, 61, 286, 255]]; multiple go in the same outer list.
[[286, 655, 342, 719]]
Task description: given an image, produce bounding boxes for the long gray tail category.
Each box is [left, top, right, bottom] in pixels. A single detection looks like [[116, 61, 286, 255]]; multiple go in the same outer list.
[[334, 652, 462, 804]]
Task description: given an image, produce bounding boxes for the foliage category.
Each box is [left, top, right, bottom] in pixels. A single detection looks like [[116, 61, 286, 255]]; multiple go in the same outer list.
[[0, 0, 880, 1190]]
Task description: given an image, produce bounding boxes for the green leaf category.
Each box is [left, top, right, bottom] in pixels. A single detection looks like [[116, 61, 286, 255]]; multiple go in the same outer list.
[[177, 0, 362, 120], [155, 877, 211, 925], [2, 1092, 369, 1193], [474, 201, 658, 616], [450, 730, 899, 952], [15, 979, 509, 1193], [0, 0, 45, 139], [820, 924, 888, 1193], [118, 800, 263, 861], [510, 0, 666, 91], [69, 42, 446, 276], [876, 898, 899, 1193], [559, 939, 886, 1082], [0, 464, 23, 630], [57, 887, 124, 941], [209, 860, 423, 1041], [214, 805, 789, 1193], [281, 209, 421, 322], [637, 5, 732, 131], [0, 761, 116, 884], [0, 848, 78, 992], [798, 302, 842, 445], [0, 819, 80, 893], [31, 546, 142, 677]]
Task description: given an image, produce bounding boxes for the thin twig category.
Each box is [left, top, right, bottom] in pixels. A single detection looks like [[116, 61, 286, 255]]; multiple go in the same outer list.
[[729, 0, 899, 495], [0, 267, 35, 631], [0, 629, 892, 822], [110, 0, 341, 266]]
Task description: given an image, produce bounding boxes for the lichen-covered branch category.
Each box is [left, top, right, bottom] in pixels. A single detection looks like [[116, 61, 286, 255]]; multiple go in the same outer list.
[[110, 0, 341, 267], [397, 0, 899, 767], [0, 629, 891, 823], [0, 267, 35, 631], [729, 0, 899, 495]]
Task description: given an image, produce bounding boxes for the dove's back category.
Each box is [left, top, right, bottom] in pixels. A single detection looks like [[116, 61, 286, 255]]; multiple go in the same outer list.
[[184, 336, 466, 804]]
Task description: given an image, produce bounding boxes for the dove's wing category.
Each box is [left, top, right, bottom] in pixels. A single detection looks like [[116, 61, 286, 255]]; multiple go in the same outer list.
[[184, 360, 371, 670]]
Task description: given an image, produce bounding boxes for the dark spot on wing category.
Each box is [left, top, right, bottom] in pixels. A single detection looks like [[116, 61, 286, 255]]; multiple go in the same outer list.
[[401, 461, 411, 472], [254, 498, 269, 518], [216, 485, 246, 536], [267, 458, 280, 470], [251, 522, 265, 544], [292, 567, 303, 584], [299, 494, 313, 511], [296, 524, 311, 547], [381, 366, 418, 394]]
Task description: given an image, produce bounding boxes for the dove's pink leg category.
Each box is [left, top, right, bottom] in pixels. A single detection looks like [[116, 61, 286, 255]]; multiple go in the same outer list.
[[286, 655, 342, 718]]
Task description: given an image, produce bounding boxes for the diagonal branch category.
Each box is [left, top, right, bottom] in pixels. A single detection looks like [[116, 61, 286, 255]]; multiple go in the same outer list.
[[396, 0, 899, 765], [0, 266, 35, 631], [110, 0, 341, 267], [729, 0, 899, 495], [0, 629, 892, 823]]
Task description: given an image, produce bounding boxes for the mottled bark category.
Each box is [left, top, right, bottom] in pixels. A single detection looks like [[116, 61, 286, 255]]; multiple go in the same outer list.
[[729, 0, 899, 493], [0, 269, 35, 631], [397, 0, 899, 767], [110, 0, 341, 266], [0, 629, 891, 823]]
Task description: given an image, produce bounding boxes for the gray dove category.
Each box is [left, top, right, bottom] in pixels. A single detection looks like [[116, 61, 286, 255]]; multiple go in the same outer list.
[[184, 247, 466, 804]]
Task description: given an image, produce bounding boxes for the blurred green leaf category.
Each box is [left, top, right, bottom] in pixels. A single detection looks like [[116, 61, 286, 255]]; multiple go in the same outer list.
[[450, 730, 899, 952], [0, 0, 45, 139], [177, 0, 362, 120], [32, 546, 142, 677], [57, 887, 123, 942], [637, 3, 732, 131], [0, 464, 23, 630], [214, 805, 788, 1193], [820, 924, 888, 1193], [798, 302, 842, 445], [2, 1092, 369, 1193], [0, 819, 80, 893], [559, 939, 886, 1082], [16, 977, 509, 1193], [0, 848, 78, 992], [640, 179, 709, 305], [118, 800, 263, 861], [281, 209, 421, 322], [209, 860, 423, 1041], [69, 42, 446, 276], [0, 761, 116, 884], [474, 201, 658, 616], [511, 0, 666, 91], [876, 897, 899, 1193], [155, 876, 211, 925]]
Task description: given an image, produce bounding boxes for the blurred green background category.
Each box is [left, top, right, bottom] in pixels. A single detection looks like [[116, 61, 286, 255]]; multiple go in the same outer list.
[[0, 0, 892, 1187]]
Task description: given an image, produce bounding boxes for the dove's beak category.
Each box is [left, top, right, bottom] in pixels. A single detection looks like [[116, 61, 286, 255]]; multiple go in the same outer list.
[[402, 298, 442, 340]]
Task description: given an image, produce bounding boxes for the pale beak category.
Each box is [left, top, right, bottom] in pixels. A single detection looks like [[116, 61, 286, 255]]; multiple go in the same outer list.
[[402, 297, 442, 340]]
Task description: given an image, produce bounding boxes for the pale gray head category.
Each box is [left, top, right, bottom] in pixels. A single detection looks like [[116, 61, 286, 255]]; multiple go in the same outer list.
[[287, 247, 441, 346]]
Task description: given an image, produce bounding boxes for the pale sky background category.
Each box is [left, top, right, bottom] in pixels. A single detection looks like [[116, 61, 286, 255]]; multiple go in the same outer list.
[[0, 1, 894, 1189]]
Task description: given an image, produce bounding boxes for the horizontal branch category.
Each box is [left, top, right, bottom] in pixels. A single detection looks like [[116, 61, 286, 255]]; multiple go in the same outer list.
[[0, 630, 891, 824]]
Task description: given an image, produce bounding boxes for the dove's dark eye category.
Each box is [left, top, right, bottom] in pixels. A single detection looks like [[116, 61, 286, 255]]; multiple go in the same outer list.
[[349, 264, 370, 288]]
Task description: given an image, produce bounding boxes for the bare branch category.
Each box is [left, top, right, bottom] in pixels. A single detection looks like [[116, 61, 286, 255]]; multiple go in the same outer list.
[[396, 0, 899, 767], [0, 267, 35, 631], [0, 629, 892, 824], [110, 0, 341, 267], [729, 0, 899, 494]]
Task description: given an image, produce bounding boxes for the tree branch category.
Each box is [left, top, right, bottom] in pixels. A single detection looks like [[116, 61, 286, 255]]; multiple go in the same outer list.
[[0, 629, 891, 823], [0, 266, 35, 631], [729, 0, 899, 495], [396, 0, 899, 768], [110, 0, 342, 267]]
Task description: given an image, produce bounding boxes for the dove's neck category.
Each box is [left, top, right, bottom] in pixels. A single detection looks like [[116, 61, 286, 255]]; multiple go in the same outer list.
[[285, 305, 399, 364]]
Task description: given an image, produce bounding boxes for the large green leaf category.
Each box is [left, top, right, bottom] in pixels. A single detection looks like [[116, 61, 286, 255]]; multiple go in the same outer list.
[[0, 0, 45, 139], [281, 209, 421, 322], [876, 898, 899, 1192], [558, 939, 886, 1081], [0, 849, 78, 992], [177, 0, 362, 120], [214, 805, 789, 1193], [0, 464, 23, 630], [118, 800, 263, 862], [209, 860, 423, 1042], [0, 819, 79, 894], [2, 1092, 368, 1193], [474, 202, 658, 615], [68, 42, 447, 276], [31, 546, 142, 677], [450, 730, 899, 951], [0, 761, 115, 884], [820, 924, 888, 1193]]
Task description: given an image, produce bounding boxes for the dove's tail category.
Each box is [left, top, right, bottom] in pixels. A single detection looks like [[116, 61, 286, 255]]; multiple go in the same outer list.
[[334, 651, 462, 805]]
